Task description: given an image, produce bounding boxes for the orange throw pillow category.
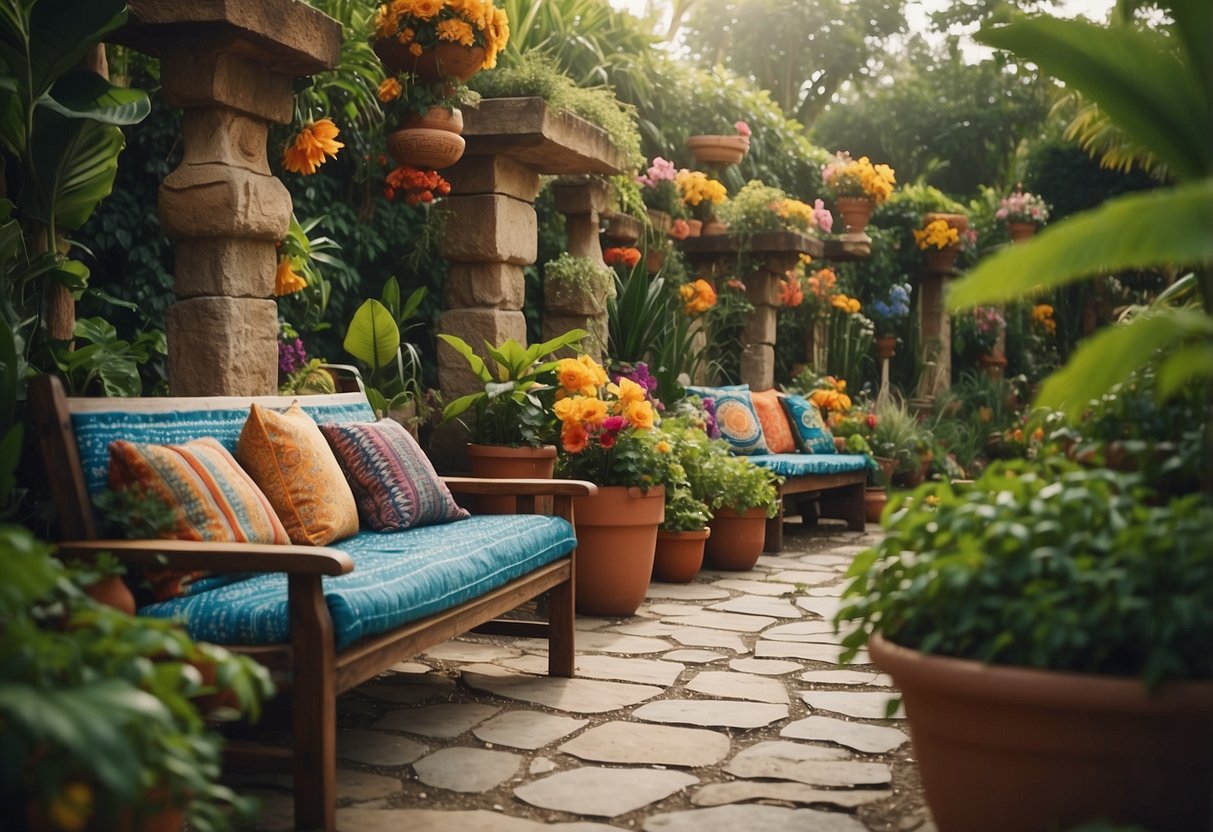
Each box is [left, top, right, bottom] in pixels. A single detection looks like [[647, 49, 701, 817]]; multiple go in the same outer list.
[[750, 389, 797, 454], [237, 402, 359, 545]]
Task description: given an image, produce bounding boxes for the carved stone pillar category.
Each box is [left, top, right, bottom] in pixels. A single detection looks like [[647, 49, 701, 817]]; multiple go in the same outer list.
[[548, 176, 612, 357], [916, 264, 954, 400], [122, 0, 340, 395]]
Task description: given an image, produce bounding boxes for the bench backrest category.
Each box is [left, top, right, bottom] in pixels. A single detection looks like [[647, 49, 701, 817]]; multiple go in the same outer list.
[[31, 375, 374, 541]]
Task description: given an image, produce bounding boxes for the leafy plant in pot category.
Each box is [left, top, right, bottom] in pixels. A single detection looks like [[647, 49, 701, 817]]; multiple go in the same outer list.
[[653, 424, 714, 583], [836, 459, 1213, 831], [343, 278, 430, 431]]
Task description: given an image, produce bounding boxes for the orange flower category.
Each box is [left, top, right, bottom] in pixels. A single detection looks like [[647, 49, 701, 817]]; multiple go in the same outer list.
[[669, 219, 690, 240], [609, 376, 646, 407], [680, 279, 716, 315], [603, 247, 641, 268], [626, 399, 655, 430], [579, 397, 609, 426], [377, 77, 402, 102], [556, 357, 597, 396], [275, 257, 307, 296], [561, 421, 589, 453], [282, 118, 343, 175]]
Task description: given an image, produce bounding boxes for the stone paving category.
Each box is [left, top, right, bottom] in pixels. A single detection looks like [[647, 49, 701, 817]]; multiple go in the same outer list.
[[241, 520, 936, 831]]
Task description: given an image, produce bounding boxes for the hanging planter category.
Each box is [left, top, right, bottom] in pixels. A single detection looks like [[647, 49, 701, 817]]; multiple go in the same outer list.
[[687, 134, 750, 166], [386, 126, 466, 169], [834, 196, 875, 234], [373, 40, 487, 82]]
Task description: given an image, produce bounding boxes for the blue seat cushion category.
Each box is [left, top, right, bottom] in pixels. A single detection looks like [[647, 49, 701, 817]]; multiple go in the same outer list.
[[747, 453, 871, 478], [139, 514, 576, 649]]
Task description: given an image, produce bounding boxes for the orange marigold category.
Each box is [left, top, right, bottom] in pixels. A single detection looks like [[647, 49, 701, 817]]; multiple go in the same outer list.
[[275, 257, 307, 296], [561, 421, 589, 453], [377, 77, 402, 102], [282, 118, 343, 176]]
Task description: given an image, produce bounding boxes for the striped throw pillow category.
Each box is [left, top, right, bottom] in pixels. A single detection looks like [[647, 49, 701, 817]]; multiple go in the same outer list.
[[319, 419, 470, 531], [108, 437, 289, 601]]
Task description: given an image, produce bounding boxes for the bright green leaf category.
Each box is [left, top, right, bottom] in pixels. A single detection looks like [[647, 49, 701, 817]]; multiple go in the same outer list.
[[344, 299, 400, 371], [1157, 341, 1213, 399]]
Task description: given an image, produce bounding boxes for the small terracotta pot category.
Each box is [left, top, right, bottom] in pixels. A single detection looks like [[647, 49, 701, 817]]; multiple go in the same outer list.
[[863, 487, 887, 524], [833, 436, 847, 453], [1006, 220, 1036, 242], [835, 196, 875, 233], [701, 218, 729, 236], [466, 444, 556, 515], [646, 209, 673, 235], [573, 485, 665, 616], [978, 351, 1008, 379], [705, 506, 768, 571], [685, 218, 703, 237], [401, 105, 464, 134], [84, 575, 136, 616], [874, 335, 896, 361], [923, 246, 959, 274], [686, 134, 750, 166], [386, 126, 466, 169], [374, 40, 486, 81], [653, 528, 710, 583]]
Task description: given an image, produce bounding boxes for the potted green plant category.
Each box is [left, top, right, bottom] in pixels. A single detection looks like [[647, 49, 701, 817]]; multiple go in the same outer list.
[[718, 179, 826, 238], [836, 459, 1213, 830], [870, 399, 924, 487], [995, 190, 1050, 241], [343, 278, 430, 431], [543, 252, 615, 324], [1, 525, 274, 832], [652, 424, 714, 583]]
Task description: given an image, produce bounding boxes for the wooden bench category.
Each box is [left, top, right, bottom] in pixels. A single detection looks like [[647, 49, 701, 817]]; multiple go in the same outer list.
[[30, 375, 594, 831], [745, 454, 869, 552]]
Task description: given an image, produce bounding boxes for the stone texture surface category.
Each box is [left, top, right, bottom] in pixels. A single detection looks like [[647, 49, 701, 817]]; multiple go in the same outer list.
[[725, 742, 891, 787], [685, 671, 789, 704], [438, 194, 538, 264], [728, 658, 803, 675], [473, 711, 588, 750], [413, 747, 522, 792], [166, 296, 277, 395], [502, 653, 685, 687], [160, 164, 291, 240], [446, 155, 542, 201], [462, 669, 663, 713], [173, 238, 276, 298], [707, 595, 800, 619], [372, 702, 499, 737], [647, 584, 731, 601], [443, 262, 527, 310], [661, 611, 776, 632], [781, 715, 909, 754], [632, 699, 789, 729], [644, 804, 868, 832], [800, 690, 906, 719], [558, 721, 731, 767], [514, 768, 698, 817], [691, 781, 893, 808], [338, 728, 427, 767]]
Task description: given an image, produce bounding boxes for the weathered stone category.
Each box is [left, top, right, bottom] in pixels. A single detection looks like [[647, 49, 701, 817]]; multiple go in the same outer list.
[[160, 164, 291, 240], [543, 313, 606, 362], [724, 741, 893, 788], [661, 611, 775, 633], [795, 596, 845, 619], [710, 579, 797, 597], [371, 703, 500, 738], [335, 768, 403, 802], [359, 674, 457, 703], [157, 48, 296, 122], [706, 595, 799, 619], [444, 263, 527, 310], [647, 584, 731, 601], [559, 721, 731, 768], [501, 653, 684, 687], [798, 669, 893, 686], [769, 570, 838, 586], [423, 640, 521, 664], [463, 98, 628, 176], [685, 671, 789, 704], [462, 668, 663, 713], [799, 690, 905, 719], [178, 107, 271, 172], [669, 628, 749, 653], [551, 177, 612, 215], [437, 308, 528, 399], [729, 658, 803, 675], [514, 768, 697, 817], [516, 630, 673, 655], [543, 268, 611, 316], [741, 306, 777, 345], [473, 711, 588, 750], [610, 620, 678, 637], [338, 728, 427, 767], [173, 238, 276, 299], [335, 808, 592, 832], [763, 620, 839, 640], [166, 297, 277, 395], [754, 640, 863, 665], [663, 649, 726, 664], [413, 747, 522, 793], [739, 343, 774, 393], [632, 699, 788, 729], [781, 715, 908, 753], [446, 155, 542, 201], [645, 804, 868, 832], [691, 781, 892, 809], [438, 194, 538, 264]]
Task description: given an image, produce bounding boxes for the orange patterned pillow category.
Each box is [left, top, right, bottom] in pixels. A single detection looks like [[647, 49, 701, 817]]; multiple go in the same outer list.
[[237, 402, 359, 545], [750, 389, 797, 454]]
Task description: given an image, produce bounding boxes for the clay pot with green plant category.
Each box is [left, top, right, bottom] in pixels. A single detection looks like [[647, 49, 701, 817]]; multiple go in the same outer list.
[[654, 486, 712, 583]]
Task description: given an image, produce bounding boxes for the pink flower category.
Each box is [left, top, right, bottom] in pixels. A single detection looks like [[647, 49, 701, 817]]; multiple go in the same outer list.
[[813, 198, 833, 234], [639, 156, 676, 187], [734, 121, 751, 137], [602, 415, 626, 433]]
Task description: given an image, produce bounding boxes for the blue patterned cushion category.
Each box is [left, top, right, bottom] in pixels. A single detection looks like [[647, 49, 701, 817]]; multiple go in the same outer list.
[[72, 396, 375, 498], [138, 514, 577, 649], [747, 453, 871, 478], [781, 395, 836, 454], [320, 419, 469, 531], [685, 385, 768, 455]]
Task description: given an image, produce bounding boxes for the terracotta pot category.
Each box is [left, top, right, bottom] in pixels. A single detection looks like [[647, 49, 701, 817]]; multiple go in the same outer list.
[[373, 39, 486, 81], [401, 105, 464, 134], [386, 126, 465, 169], [686, 134, 750, 166], [646, 248, 666, 274], [467, 444, 557, 515], [704, 506, 768, 571], [872, 456, 896, 484], [1006, 221, 1036, 242], [701, 218, 729, 236], [978, 351, 1008, 379], [834, 196, 875, 233], [84, 575, 136, 616], [874, 335, 896, 361], [572, 485, 665, 616], [603, 212, 642, 245], [923, 246, 959, 274], [869, 633, 1213, 832], [685, 218, 703, 237], [653, 528, 710, 583], [863, 487, 887, 524], [646, 209, 673, 235], [833, 436, 847, 453]]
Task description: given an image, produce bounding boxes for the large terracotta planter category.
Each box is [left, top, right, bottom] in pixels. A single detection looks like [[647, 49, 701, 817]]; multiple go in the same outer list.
[[834, 196, 875, 233], [653, 528, 710, 583], [373, 40, 486, 81], [572, 485, 664, 616], [686, 134, 750, 166], [704, 506, 768, 571], [466, 444, 556, 515], [869, 633, 1213, 832]]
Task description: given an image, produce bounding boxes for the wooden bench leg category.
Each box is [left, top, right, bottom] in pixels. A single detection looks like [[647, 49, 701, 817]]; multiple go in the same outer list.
[[843, 483, 866, 531], [764, 498, 785, 553], [289, 575, 337, 832], [548, 559, 575, 678]]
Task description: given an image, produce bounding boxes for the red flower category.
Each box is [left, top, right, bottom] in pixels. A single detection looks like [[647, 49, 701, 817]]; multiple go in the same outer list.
[[598, 431, 617, 449]]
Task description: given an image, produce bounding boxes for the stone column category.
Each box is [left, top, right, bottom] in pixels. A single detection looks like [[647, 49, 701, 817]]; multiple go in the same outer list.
[[916, 265, 953, 399], [123, 0, 340, 396], [740, 253, 798, 392], [548, 176, 612, 358]]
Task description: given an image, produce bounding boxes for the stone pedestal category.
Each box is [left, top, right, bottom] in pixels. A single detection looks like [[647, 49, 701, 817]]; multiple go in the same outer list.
[[679, 231, 822, 391], [916, 265, 953, 400], [122, 0, 341, 396], [548, 176, 613, 359]]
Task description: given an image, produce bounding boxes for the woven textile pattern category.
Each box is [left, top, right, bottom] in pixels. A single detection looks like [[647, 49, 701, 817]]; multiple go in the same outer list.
[[749, 390, 797, 454], [746, 453, 871, 478], [685, 385, 769, 455], [320, 419, 470, 531], [780, 394, 837, 455]]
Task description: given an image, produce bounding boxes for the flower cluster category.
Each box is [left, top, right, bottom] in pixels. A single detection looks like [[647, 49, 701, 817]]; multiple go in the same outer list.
[[955, 306, 1006, 354], [869, 283, 911, 335], [996, 191, 1050, 225], [830, 293, 862, 315], [603, 247, 642, 268], [282, 118, 343, 176], [734, 120, 752, 137], [679, 279, 717, 316], [1032, 303, 1057, 335], [373, 0, 510, 69], [669, 218, 691, 240], [674, 169, 728, 207], [914, 218, 960, 251], [778, 273, 804, 308], [821, 151, 896, 203], [637, 157, 685, 218], [611, 361, 659, 400], [384, 164, 451, 204], [278, 336, 309, 376], [810, 376, 853, 414], [772, 198, 818, 232]]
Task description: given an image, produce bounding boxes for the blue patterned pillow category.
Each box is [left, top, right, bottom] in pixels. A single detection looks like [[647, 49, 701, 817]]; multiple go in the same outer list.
[[781, 395, 836, 454], [320, 419, 469, 531], [685, 385, 768, 455]]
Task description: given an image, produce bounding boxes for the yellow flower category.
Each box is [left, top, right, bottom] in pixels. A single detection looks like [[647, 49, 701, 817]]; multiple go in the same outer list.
[[409, 41, 424, 56], [674, 169, 727, 206], [656, 439, 671, 453], [610, 376, 646, 407], [679, 279, 716, 315], [978, 406, 993, 423], [554, 397, 580, 423], [580, 397, 609, 426], [409, 0, 444, 19], [626, 399, 655, 430], [578, 354, 608, 386], [282, 118, 343, 175], [556, 358, 597, 396], [377, 76, 402, 102], [275, 256, 307, 296], [436, 17, 475, 45], [913, 219, 960, 251]]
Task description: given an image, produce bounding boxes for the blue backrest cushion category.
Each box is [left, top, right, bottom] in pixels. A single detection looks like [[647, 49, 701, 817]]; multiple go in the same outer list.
[[780, 394, 836, 454]]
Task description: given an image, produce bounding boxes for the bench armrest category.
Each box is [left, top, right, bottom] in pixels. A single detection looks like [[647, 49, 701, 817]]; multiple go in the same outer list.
[[55, 539, 354, 576], [441, 477, 598, 497]]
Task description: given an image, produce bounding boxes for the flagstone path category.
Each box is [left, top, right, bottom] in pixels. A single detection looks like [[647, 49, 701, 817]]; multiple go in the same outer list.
[[241, 520, 935, 831]]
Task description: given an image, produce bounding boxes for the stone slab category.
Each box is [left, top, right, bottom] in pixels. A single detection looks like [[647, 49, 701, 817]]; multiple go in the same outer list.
[[763, 620, 839, 639], [359, 674, 457, 703], [691, 781, 892, 809], [446, 155, 542, 201], [462, 668, 663, 713], [663, 649, 726, 664], [706, 596, 800, 619], [166, 296, 276, 396], [558, 721, 731, 767], [725, 741, 890, 787], [800, 690, 905, 719], [754, 640, 863, 665], [334, 769, 403, 802], [669, 628, 749, 653], [798, 670, 893, 687], [796, 596, 845, 620], [644, 804, 866, 832], [338, 728, 427, 767], [473, 710, 588, 750], [437, 194, 538, 264], [632, 699, 788, 729], [501, 653, 684, 687], [685, 670, 789, 704], [514, 767, 698, 817], [371, 702, 500, 738], [710, 579, 798, 597], [770, 570, 840, 586], [781, 715, 908, 754], [463, 97, 628, 175], [510, 630, 673, 655], [443, 262, 527, 310], [728, 658, 803, 675], [646, 583, 731, 601], [661, 611, 775, 632], [336, 808, 618, 832], [413, 747, 523, 793], [160, 164, 291, 240], [423, 640, 522, 664], [610, 621, 679, 637]]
